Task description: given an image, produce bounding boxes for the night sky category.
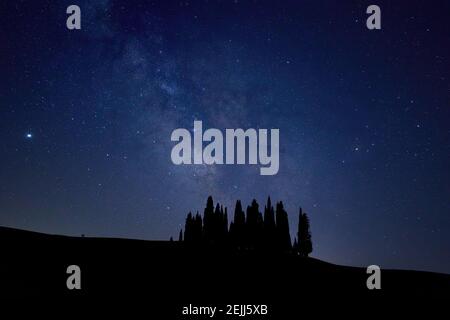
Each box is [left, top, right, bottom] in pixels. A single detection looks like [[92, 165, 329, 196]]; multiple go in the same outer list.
[[1, 0, 449, 274]]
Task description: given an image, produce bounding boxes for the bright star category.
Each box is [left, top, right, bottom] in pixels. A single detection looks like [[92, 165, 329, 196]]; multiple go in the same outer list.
[[25, 133, 33, 139]]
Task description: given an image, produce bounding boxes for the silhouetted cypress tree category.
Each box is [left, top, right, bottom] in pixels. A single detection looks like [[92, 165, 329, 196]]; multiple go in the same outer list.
[[232, 200, 245, 249], [298, 208, 312, 257], [214, 203, 222, 244], [229, 221, 235, 247], [256, 210, 264, 249], [219, 205, 225, 242], [263, 197, 276, 250], [194, 212, 203, 243], [179, 229, 183, 242], [275, 201, 291, 251], [223, 207, 228, 237], [242, 199, 264, 249], [292, 237, 298, 253], [203, 196, 215, 243], [184, 212, 193, 242], [245, 200, 258, 249], [229, 221, 235, 233]]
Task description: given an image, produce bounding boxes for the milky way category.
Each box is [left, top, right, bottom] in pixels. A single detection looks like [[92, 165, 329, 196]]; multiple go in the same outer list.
[[1, 0, 449, 273]]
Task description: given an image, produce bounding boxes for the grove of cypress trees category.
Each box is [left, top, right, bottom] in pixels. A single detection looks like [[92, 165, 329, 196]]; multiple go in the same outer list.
[[177, 196, 312, 255], [298, 208, 313, 257]]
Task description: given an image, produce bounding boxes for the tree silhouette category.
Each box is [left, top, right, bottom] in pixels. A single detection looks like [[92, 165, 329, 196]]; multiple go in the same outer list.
[[292, 237, 298, 253], [229, 200, 245, 249], [184, 212, 193, 242], [263, 197, 276, 250], [223, 207, 228, 245], [179, 196, 312, 256], [193, 212, 202, 243], [297, 208, 313, 257], [245, 200, 260, 249], [275, 201, 292, 251], [203, 196, 215, 244]]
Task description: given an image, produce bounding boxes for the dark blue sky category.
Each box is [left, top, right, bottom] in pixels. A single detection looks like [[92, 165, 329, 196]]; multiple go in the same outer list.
[[1, 0, 449, 273]]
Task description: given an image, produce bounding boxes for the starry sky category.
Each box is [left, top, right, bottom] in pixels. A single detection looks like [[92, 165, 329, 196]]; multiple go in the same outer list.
[[1, 0, 449, 274]]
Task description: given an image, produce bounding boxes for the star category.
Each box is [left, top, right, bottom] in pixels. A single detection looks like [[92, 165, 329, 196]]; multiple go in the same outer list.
[[25, 133, 33, 139]]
